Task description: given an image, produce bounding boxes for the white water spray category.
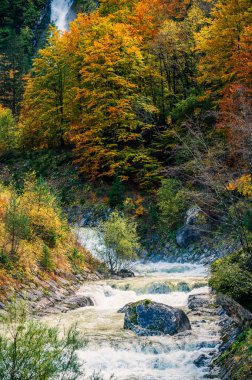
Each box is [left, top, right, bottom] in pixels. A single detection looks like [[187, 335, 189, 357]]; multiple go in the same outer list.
[[42, 228, 220, 380], [51, 0, 74, 30]]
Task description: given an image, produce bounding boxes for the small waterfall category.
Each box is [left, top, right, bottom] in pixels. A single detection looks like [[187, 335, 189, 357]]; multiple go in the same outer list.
[[77, 227, 106, 258], [51, 0, 74, 30]]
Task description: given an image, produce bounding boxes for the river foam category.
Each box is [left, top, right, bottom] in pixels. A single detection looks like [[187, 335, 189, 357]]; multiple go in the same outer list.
[[42, 227, 220, 379]]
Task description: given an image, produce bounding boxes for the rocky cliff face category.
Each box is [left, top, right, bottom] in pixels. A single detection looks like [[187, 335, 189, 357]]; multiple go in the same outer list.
[[215, 295, 252, 380]]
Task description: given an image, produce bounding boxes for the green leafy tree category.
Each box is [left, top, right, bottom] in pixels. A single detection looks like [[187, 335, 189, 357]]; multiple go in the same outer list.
[[5, 195, 30, 259], [210, 252, 252, 310], [0, 0, 48, 112], [157, 179, 189, 234], [0, 105, 18, 155], [101, 212, 139, 272], [20, 28, 78, 148]]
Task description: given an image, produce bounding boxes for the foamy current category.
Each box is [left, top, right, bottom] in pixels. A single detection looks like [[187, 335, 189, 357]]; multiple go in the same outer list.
[[43, 228, 220, 379]]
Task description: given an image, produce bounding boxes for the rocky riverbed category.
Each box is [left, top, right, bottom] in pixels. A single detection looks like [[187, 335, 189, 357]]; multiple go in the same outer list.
[[1, 226, 250, 379], [40, 260, 222, 380]]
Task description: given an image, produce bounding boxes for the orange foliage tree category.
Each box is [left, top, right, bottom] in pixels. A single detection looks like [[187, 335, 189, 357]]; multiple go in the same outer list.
[[19, 28, 79, 148], [196, 0, 252, 167], [196, 0, 252, 94], [68, 13, 160, 185]]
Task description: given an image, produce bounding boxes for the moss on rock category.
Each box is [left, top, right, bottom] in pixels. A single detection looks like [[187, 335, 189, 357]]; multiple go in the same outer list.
[[217, 329, 252, 380]]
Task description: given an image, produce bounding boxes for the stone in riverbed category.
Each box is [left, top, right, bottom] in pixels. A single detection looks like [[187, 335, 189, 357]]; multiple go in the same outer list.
[[118, 299, 191, 336], [146, 283, 172, 294], [117, 269, 135, 278], [63, 296, 94, 309], [188, 294, 211, 310], [194, 354, 209, 367]]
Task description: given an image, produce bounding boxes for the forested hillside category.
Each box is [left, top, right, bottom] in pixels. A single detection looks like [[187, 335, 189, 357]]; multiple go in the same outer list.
[[0, 0, 251, 293], [0, 0, 50, 113], [0, 1, 252, 378]]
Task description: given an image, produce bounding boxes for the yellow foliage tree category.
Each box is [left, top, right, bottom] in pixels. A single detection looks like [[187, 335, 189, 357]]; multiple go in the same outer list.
[[0, 175, 94, 294], [227, 175, 252, 199]]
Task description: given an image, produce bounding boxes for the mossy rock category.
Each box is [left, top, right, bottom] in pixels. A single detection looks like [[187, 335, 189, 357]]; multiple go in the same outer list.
[[118, 299, 191, 336]]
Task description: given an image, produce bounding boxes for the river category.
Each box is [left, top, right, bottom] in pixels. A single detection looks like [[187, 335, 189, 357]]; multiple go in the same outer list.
[[43, 228, 221, 380]]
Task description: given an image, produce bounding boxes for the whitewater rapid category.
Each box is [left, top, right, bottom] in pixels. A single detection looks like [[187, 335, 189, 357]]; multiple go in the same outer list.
[[51, 0, 74, 30], [43, 228, 221, 379]]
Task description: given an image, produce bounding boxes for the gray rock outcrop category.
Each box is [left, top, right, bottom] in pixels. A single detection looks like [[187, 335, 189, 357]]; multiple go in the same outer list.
[[176, 206, 206, 247]]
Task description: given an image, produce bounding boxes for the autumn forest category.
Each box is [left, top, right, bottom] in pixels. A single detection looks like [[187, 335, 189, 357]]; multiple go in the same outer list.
[[0, 0, 252, 379]]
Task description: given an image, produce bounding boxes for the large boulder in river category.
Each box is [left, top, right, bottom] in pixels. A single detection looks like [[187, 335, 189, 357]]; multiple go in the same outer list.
[[118, 300, 191, 336]]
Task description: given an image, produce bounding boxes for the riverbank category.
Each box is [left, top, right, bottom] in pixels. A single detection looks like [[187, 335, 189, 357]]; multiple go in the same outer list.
[[146, 236, 239, 266], [0, 268, 102, 312], [214, 295, 252, 380]]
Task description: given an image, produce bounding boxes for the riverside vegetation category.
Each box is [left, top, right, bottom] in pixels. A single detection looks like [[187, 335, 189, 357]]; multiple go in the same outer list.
[[0, 0, 252, 379]]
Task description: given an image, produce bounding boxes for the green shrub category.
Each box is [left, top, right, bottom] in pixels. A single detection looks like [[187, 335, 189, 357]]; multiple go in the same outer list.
[[0, 301, 84, 380], [0, 249, 9, 265], [43, 228, 59, 248], [5, 196, 31, 258], [170, 95, 199, 123], [243, 209, 252, 232], [157, 178, 189, 235], [69, 248, 85, 267], [0, 249, 13, 271], [210, 252, 252, 310], [216, 328, 252, 380], [40, 245, 55, 272], [0, 106, 19, 155]]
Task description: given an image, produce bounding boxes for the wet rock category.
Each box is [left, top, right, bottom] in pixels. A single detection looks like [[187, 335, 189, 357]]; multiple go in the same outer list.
[[203, 374, 220, 379], [177, 282, 190, 292], [118, 299, 191, 336], [147, 283, 171, 294], [176, 206, 207, 248], [63, 296, 94, 309], [188, 294, 211, 310], [186, 206, 202, 224], [216, 294, 252, 329], [194, 354, 209, 368], [116, 269, 135, 278]]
